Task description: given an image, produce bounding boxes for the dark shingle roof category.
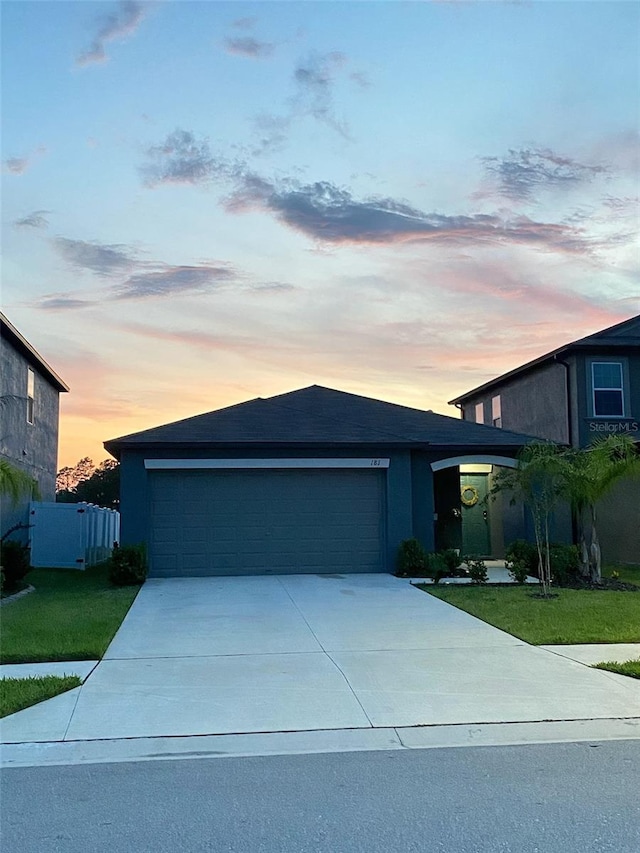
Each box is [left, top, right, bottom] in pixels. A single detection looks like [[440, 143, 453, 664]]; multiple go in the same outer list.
[[105, 385, 543, 458], [449, 314, 640, 405]]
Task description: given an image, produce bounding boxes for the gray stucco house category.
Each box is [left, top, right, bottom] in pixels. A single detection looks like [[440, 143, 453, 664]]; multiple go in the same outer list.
[[0, 313, 69, 537], [449, 315, 640, 564], [105, 386, 540, 577]]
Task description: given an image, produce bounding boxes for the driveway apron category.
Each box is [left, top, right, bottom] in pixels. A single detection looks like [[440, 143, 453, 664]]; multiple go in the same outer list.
[[2, 574, 639, 743]]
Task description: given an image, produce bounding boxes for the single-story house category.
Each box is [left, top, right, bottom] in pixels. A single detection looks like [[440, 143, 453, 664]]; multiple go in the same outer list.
[[105, 385, 542, 577]]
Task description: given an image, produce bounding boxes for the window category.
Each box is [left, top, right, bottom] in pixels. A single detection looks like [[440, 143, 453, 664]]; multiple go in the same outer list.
[[475, 402, 484, 424], [491, 395, 502, 428], [592, 362, 624, 417], [27, 368, 35, 424]]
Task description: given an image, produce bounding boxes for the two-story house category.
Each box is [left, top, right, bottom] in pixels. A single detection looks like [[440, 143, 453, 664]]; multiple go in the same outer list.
[[449, 315, 640, 564], [0, 313, 69, 539]]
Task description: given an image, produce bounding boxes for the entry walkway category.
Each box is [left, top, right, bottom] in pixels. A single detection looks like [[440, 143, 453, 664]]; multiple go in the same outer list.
[[2, 574, 639, 746]]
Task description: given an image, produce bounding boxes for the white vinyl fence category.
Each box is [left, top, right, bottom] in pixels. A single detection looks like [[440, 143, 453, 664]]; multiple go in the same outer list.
[[28, 502, 120, 569]]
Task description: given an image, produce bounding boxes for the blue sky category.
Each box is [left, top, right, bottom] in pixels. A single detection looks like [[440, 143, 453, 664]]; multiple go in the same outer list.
[[2, 0, 639, 465]]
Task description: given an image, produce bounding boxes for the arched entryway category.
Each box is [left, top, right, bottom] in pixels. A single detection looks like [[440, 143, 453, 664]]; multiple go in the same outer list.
[[430, 455, 520, 558]]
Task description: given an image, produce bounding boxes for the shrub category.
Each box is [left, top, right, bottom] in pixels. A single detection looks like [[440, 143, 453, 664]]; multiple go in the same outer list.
[[0, 540, 32, 593], [505, 540, 539, 577], [396, 538, 430, 576], [108, 543, 148, 586], [466, 556, 488, 584], [506, 559, 530, 584], [440, 548, 462, 574], [432, 568, 446, 584], [549, 543, 580, 586]]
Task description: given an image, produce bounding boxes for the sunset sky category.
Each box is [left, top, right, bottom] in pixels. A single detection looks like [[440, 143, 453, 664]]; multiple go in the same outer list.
[[2, 0, 639, 469]]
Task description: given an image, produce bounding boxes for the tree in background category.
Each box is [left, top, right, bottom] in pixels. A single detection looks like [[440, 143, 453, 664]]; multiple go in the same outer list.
[[55, 457, 94, 493], [56, 459, 120, 510], [563, 435, 640, 583]]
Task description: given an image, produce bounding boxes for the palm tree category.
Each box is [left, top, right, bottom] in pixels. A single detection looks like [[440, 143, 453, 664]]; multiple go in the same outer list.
[[489, 442, 567, 596], [563, 435, 640, 583], [0, 459, 40, 506]]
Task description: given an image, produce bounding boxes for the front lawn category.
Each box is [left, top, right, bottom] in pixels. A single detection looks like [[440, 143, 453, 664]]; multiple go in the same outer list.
[[593, 660, 640, 680], [0, 563, 140, 664], [422, 583, 640, 645], [0, 675, 81, 718]]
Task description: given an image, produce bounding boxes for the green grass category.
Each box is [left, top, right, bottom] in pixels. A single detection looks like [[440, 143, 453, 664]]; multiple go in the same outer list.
[[0, 563, 141, 664], [0, 675, 82, 718], [593, 660, 640, 680], [421, 584, 640, 645]]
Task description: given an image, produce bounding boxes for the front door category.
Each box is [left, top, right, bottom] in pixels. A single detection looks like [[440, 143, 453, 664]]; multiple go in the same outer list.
[[460, 474, 491, 557]]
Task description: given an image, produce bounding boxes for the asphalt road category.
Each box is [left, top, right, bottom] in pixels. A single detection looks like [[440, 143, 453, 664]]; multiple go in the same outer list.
[[2, 740, 639, 852]]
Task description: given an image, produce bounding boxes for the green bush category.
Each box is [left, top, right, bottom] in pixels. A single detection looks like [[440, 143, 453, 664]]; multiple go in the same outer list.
[[440, 548, 462, 574], [108, 543, 148, 586], [549, 543, 580, 586], [466, 556, 488, 584], [506, 559, 530, 584], [0, 540, 32, 593], [505, 540, 539, 577]]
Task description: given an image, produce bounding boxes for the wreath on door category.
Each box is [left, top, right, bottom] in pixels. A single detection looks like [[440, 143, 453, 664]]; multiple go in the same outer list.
[[460, 484, 479, 507]]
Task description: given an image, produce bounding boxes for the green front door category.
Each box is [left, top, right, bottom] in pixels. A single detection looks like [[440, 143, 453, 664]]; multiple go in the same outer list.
[[460, 474, 491, 557]]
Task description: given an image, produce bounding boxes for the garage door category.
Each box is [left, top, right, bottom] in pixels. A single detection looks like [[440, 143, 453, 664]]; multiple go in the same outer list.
[[148, 469, 386, 577]]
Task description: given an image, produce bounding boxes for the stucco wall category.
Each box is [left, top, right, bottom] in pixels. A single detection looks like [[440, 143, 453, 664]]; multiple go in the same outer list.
[[1, 338, 60, 536], [463, 361, 569, 443], [597, 479, 640, 566]]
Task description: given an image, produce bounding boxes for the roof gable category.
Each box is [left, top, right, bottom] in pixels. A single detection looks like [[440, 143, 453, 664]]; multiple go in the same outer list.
[[105, 385, 541, 457]]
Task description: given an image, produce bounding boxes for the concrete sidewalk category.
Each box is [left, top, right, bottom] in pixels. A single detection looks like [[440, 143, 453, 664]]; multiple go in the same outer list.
[[2, 574, 639, 748]]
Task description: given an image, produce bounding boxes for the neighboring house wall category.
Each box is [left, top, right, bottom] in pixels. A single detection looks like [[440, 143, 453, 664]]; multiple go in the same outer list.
[[462, 360, 569, 443], [597, 480, 639, 565], [453, 319, 640, 564], [0, 335, 62, 536]]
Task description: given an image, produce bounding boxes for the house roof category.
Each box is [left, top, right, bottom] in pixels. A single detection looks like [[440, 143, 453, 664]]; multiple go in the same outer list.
[[105, 385, 543, 458], [0, 312, 69, 392], [448, 314, 640, 405]]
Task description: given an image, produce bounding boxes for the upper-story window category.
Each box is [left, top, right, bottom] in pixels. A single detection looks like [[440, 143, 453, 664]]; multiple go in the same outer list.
[[27, 367, 35, 424], [491, 395, 502, 428], [475, 402, 484, 424], [592, 362, 624, 417]]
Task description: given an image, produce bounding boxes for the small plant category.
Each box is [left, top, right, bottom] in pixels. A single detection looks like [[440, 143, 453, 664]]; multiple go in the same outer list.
[[432, 568, 446, 585], [506, 559, 529, 584], [108, 543, 148, 586], [548, 543, 580, 586], [0, 540, 32, 593], [440, 548, 462, 574], [610, 569, 620, 581], [396, 538, 429, 576], [466, 556, 488, 584], [505, 540, 539, 577]]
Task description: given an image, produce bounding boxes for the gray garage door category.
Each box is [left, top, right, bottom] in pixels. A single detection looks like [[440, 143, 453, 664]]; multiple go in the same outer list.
[[148, 469, 386, 577]]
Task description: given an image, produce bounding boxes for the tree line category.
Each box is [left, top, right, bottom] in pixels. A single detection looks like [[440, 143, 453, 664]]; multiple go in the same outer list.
[[56, 457, 120, 510]]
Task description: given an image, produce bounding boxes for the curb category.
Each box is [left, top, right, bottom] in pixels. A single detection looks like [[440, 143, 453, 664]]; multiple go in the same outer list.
[[0, 585, 35, 607]]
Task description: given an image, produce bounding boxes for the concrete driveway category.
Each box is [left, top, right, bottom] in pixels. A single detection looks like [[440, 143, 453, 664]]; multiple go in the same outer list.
[[3, 574, 640, 743]]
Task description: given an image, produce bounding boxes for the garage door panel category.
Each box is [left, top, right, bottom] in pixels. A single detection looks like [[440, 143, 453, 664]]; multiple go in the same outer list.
[[148, 469, 386, 577]]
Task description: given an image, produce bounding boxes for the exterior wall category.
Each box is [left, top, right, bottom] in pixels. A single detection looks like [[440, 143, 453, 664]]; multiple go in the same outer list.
[[462, 361, 569, 443], [1, 337, 60, 537], [458, 342, 639, 564], [118, 445, 417, 571], [597, 479, 640, 565]]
